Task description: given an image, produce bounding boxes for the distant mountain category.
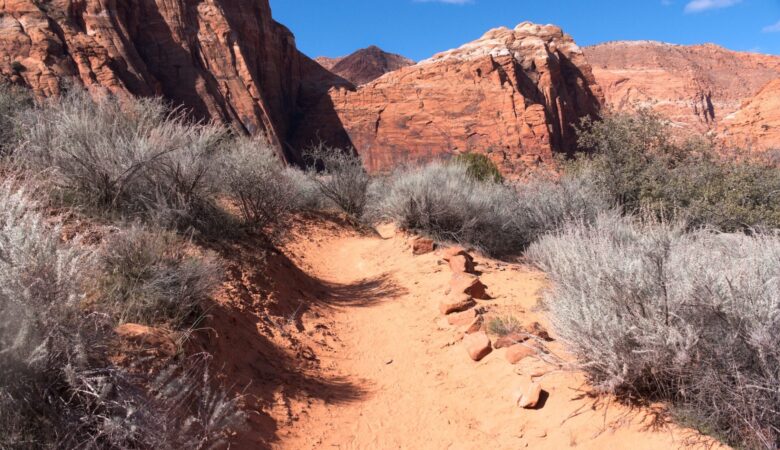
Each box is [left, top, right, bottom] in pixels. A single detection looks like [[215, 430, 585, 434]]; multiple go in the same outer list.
[[315, 46, 414, 85], [584, 41, 780, 134]]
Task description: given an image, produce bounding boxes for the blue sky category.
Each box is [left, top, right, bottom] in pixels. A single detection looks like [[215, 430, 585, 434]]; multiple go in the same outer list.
[[271, 0, 780, 61]]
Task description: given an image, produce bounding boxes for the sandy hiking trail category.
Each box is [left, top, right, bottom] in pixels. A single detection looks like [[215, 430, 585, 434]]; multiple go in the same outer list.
[[264, 223, 722, 450]]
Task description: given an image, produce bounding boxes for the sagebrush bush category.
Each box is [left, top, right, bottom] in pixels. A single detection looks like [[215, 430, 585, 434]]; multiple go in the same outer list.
[[219, 136, 299, 229], [528, 214, 780, 448], [0, 180, 242, 449], [377, 162, 609, 256], [486, 316, 522, 337], [98, 226, 221, 328], [304, 144, 370, 219], [575, 110, 780, 231], [0, 83, 33, 155], [17, 89, 228, 231], [453, 152, 503, 183]]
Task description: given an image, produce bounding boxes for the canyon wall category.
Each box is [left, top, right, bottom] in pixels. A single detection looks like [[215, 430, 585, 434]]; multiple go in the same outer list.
[[584, 41, 780, 135], [301, 23, 604, 174], [0, 0, 349, 160]]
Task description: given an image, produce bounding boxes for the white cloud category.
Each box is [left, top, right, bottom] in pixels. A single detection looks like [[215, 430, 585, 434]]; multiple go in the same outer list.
[[763, 20, 780, 33], [684, 0, 742, 13]]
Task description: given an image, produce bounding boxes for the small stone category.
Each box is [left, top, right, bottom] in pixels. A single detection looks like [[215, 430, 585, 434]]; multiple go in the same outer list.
[[463, 331, 492, 361], [527, 322, 553, 341], [447, 309, 477, 326], [439, 294, 476, 315], [516, 383, 543, 409], [385, 359, 394, 365], [412, 237, 435, 255], [442, 246, 472, 262], [450, 273, 490, 300], [505, 344, 535, 364], [494, 332, 529, 349], [463, 314, 484, 334], [448, 254, 476, 274]]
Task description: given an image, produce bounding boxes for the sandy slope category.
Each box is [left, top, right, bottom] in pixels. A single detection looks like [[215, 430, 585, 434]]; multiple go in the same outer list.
[[270, 223, 723, 450]]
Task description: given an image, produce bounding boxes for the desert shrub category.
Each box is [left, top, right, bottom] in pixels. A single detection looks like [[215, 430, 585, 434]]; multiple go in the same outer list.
[[16, 88, 228, 231], [283, 166, 333, 211], [219, 136, 299, 229], [377, 162, 609, 256], [0, 83, 33, 155], [97, 226, 221, 328], [0, 180, 242, 449], [486, 316, 522, 337], [453, 152, 503, 183], [304, 144, 370, 218], [575, 111, 780, 231], [527, 214, 780, 448], [378, 162, 519, 255], [510, 170, 612, 247]]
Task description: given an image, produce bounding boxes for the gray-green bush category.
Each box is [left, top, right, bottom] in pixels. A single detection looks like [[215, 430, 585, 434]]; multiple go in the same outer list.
[[0, 180, 243, 449], [304, 144, 370, 219], [0, 83, 33, 155], [527, 214, 780, 448], [97, 226, 221, 328], [376, 162, 609, 256], [17, 89, 228, 231]]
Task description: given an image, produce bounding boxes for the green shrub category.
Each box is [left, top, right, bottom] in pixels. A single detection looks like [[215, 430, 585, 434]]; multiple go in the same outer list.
[[486, 316, 522, 337], [574, 111, 780, 231], [528, 214, 780, 448], [453, 152, 503, 183]]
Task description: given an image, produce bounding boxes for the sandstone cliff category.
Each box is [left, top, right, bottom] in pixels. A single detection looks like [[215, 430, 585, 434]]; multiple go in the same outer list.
[[584, 41, 780, 134], [315, 46, 414, 85], [0, 0, 349, 159], [301, 23, 604, 174], [721, 78, 780, 151]]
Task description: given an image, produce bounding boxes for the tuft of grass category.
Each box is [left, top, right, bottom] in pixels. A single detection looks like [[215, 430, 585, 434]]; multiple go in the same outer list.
[[527, 214, 780, 448], [0, 82, 33, 156], [453, 152, 503, 184], [486, 316, 523, 337]]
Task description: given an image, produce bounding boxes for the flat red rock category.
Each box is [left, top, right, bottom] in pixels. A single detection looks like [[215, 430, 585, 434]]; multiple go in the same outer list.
[[450, 273, 490, 300], [412, 237, 435, 255], [505, 344, 535, 364], [448, 254, 476, 274], [463, 331, 492, 361], [439, 294, 476, 315]]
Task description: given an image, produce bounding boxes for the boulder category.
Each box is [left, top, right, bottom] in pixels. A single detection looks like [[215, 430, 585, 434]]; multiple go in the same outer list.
[[412, 237, 436, 255], [450, 273, 490, 300], [439, 294, 476, 315], [463, 331, 492, 361]]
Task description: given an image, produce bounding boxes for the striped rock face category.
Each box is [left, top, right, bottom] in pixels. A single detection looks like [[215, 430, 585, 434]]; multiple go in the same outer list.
[[297, 22, 604, 176]]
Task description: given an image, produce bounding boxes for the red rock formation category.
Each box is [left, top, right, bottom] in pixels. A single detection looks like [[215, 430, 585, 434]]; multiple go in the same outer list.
[[315, 46, 414, 85], [721, 78, 780, 151], [301, 23, 603, 175], [0, 0, 349, 159], [584, 41, 780, 133]]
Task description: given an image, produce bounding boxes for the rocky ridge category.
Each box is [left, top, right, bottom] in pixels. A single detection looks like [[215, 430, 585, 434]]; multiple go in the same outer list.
[[584, 41, 780, 134], [315, 46, 414, 85], [300, 22, 604, 174]]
